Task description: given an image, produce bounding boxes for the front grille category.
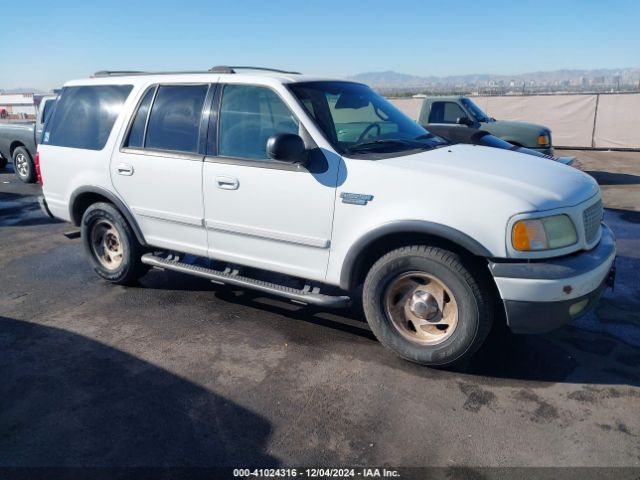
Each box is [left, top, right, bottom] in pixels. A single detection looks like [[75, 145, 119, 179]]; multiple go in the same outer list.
[[583, 199, 603, 244]]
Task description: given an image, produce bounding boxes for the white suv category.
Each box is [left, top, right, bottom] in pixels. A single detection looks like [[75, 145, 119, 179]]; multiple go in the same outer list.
[[37, 66, 616, 366]]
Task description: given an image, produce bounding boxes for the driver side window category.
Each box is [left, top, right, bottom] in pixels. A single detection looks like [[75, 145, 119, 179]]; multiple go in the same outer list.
[[218, 85, 299, 161], [428, 102, 467, 124]]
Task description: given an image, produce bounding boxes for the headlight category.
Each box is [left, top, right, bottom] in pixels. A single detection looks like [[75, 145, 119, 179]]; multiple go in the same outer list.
[[537, 133, 550, 146], [512, 214, 577, 251]]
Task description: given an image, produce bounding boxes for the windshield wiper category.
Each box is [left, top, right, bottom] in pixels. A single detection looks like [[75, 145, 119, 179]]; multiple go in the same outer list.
[[347, 139, 413, 153], [414, 133, 435, 140]]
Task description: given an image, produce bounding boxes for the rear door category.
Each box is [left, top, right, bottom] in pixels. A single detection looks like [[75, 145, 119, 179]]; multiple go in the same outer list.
[[110, 83, 213, 257]]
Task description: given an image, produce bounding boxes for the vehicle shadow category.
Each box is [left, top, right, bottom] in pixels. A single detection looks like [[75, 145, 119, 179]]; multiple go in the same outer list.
[[0, 191, 63, 227], [138, 268, 376, 341], [609, 208, 640, 225], [0, 315, 278, 468], [584, 170, 640, 185], [136, 268, 640, 388]]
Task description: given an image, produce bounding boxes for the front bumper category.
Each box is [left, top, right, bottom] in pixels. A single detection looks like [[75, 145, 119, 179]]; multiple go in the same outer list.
[[490, 224, 616, 334]]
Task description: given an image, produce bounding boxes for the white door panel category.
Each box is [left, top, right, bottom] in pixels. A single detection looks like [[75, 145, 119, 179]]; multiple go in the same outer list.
[[110, 151, 207, 256], [203, 161, 337, 281]]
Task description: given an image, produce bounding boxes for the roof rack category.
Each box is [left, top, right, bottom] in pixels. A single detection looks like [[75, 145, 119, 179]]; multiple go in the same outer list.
[[208, 66, 301, 75], [92, 66, 301, 78], [93, 70, 148, 77]]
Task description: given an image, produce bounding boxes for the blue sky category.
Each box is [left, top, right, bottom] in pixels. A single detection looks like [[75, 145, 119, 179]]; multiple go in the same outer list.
[[1, 0, 638, 90]]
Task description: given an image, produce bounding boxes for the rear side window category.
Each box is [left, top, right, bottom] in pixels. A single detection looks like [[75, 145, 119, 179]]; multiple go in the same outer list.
[[144, 85, 208, 153], [43, 85, 132, 150], [428, 101, 467, 124], [125, 87, 156, 148]]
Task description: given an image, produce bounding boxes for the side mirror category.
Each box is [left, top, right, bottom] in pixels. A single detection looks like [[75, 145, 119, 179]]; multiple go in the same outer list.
[[456, 116, 472, 126], [267, 133, 306, 164]]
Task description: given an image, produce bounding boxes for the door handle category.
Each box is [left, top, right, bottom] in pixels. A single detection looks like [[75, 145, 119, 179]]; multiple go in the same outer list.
[[116, 163, 134, 176], [215, 175, 239, 190]]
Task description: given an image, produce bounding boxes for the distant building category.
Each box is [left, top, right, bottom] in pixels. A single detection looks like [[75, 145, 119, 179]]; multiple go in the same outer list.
[[0, 92, 38, 118]]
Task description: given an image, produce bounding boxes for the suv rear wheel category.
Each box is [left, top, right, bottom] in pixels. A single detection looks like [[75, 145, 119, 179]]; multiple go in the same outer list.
[[81, 202, 147, 285], [13, 147, 35, 183], [363, 245, 492, 367]]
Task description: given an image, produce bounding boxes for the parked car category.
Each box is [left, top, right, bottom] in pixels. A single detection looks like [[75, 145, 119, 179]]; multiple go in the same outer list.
[[425, 125, 575, 166], [0, 95, 57, 182], [418, 95, 554, 155], [37, 67, 615, 367]]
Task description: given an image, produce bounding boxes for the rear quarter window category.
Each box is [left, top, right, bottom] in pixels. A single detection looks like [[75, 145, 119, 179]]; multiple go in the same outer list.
[[43, 85, 133, 150]]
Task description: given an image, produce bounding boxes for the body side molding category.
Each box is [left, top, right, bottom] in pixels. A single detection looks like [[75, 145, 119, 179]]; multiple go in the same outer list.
[[205, 219, 330, 248]]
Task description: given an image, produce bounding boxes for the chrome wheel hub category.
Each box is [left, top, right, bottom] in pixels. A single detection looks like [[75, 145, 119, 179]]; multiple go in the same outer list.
[[90, 220, 124, 270], [384, 271, 459, 345], [409, 290, 440, 320], [15, 153, 29, 177]]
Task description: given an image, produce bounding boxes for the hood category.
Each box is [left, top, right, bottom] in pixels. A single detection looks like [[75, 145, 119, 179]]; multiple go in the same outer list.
[[380, 144, 598, 212], [481, 120, 549, 146]]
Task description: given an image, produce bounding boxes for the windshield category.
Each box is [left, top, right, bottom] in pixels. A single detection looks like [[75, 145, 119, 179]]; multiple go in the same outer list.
[[460, 98, 491, 123], [288, 81, 447, 156]]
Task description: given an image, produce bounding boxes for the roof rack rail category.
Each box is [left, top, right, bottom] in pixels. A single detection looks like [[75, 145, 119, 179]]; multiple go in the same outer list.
[[91, 66, 302, 78], [208, 66, 301, 75], [92, 70, 148, 77]]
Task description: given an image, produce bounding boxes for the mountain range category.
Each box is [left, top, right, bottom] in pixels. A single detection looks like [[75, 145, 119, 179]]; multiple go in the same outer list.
[[347, 67, 640, 89]]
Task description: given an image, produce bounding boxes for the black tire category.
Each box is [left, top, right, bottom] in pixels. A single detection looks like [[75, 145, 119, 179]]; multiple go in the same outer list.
[[13, 146, 36, 183], [362, 245, 493, 367], [81, 202, 148, 285], [0, 156, 7, 169]]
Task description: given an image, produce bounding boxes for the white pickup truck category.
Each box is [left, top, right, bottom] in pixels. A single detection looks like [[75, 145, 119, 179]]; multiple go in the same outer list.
[[37, 67, 616, 366]]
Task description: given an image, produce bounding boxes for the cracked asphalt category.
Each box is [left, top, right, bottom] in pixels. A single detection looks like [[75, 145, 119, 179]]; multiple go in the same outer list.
[[0, 152, 638, 472]]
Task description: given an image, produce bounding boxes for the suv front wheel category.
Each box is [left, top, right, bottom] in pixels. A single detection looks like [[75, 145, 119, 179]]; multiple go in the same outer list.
[[363, 245, 493, 367], [81, 202, 147, 285]]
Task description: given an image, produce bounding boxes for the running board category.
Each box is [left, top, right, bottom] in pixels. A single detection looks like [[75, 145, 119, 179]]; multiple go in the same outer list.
[[63, 230, 81, 239], [141, 253, 351, 308]]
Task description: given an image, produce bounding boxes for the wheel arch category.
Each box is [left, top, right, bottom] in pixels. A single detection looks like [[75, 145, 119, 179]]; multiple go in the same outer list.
[[69, 186, 147, 246], [339, 221, 492, 291], [10, 141, 29, 157]]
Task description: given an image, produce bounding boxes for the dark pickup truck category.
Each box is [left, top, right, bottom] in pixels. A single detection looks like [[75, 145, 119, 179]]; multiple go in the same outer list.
[[0, 96, 57, 183], [418, 95, 554, 156]]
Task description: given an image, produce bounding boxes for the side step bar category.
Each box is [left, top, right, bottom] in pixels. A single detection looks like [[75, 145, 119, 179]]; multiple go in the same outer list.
[[63, 230, 81, 239], [141, 253, 351, 308]]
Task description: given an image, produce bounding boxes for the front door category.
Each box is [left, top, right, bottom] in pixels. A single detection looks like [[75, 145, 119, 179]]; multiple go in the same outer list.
[[202, 84, 338, 281], [111, 83, 211, 257]]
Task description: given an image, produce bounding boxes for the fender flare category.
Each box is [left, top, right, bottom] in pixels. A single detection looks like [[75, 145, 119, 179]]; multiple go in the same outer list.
[[339, 220, 492, 290], [69, 186, 147, 246]]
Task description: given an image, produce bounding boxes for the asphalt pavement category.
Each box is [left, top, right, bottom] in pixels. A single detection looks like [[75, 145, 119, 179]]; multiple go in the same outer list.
[[0, 154, 638, 475]]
